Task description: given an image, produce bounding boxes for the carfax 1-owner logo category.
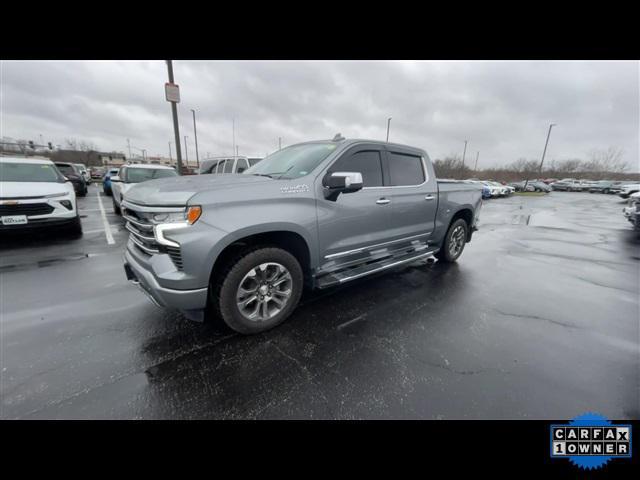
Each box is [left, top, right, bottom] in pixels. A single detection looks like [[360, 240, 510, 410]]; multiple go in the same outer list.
[[550, 413, 632, 470]]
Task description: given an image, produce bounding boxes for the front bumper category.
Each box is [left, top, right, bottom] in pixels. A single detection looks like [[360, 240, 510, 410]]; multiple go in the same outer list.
[[123, 248, 208, 321]]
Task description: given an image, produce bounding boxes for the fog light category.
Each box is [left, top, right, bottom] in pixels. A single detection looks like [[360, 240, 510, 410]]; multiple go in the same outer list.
[[60, 200, 73, 210]]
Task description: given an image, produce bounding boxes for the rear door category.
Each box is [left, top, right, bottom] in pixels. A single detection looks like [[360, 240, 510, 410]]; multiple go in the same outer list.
[[316, 143, 392, 272], [383, 146, 437, 242]]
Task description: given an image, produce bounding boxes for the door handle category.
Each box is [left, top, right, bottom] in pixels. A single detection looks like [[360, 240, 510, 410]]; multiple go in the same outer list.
[[376, 198, 391, 205], [424, 195, 435, 201]]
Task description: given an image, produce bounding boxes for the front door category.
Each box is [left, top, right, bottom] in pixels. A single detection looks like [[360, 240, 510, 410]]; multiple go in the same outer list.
[[316, 144, 392, 273]]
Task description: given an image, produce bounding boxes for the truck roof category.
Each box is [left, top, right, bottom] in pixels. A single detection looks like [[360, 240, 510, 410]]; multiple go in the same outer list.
[[295, 138, 425, 152]]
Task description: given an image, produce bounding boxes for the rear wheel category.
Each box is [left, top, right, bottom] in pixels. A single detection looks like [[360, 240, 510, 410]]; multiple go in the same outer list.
[[209, 247, 304, 334], [435, 218, 468, 263]]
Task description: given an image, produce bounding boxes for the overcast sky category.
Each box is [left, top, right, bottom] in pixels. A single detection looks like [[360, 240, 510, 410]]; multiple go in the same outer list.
[[1, 60, 638, 170]]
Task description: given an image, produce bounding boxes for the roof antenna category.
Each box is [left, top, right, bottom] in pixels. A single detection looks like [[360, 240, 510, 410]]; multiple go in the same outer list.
[[332, 133, 345, 142]]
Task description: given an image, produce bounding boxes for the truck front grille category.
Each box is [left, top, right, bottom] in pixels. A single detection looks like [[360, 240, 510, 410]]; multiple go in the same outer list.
[[122, 204, 184, 270]]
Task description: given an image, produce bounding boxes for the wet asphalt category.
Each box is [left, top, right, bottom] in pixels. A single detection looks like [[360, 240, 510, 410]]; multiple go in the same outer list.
[[1, 185, 638, 419]]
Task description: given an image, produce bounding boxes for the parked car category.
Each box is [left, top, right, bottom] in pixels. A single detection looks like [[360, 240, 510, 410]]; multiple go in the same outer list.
[[90, 167, 105, 180], [122, 137, 483, 334], [54, 162, 88, 197], [622, 192, 640, 234], [111, 164, 178, 215], [74, 163, 91, 184], [487, 181, 511, 196], [0, 157, 82, 236], [588, 181, 621, 194], [199, 156, 262, 175], [510, 181, 535, 192], [618, 184, 640, 199], [102, 167, 121, 196]]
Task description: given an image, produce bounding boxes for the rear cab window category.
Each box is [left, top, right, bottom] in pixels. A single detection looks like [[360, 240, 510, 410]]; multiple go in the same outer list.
[[387, 151, 425, 186]]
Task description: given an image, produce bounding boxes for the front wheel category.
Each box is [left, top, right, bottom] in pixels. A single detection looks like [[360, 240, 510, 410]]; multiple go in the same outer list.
[[435, 218, 468, 263], [113, 198, 121, 215], [210, 247, 304, 334]]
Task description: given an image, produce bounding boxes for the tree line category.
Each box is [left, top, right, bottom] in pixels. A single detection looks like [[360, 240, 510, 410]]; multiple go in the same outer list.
[[433, 147, 639, 182]]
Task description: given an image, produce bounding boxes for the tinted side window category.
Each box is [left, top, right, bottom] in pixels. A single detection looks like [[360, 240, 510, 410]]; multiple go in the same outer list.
[[388, 152, 425, 186], [224, 159, 235, 173], [236, 159, 248, 173], [216, 160, 227, 174], [329, 150, 383, 187]]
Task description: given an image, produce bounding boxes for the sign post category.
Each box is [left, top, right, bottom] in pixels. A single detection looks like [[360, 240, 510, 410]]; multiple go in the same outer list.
[[165, 61, 184, 175]]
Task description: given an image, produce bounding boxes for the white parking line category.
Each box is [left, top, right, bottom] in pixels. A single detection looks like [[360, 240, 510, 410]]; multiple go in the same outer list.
[[96, 191, 115, 245]]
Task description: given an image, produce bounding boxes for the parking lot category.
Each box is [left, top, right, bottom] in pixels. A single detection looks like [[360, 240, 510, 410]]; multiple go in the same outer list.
[[0, 185, 638, 419]]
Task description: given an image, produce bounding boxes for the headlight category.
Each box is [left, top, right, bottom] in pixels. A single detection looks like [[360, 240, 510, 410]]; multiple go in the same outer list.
[[151, 206, 201, 225]]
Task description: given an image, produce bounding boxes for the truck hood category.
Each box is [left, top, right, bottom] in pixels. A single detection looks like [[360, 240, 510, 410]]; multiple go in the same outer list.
[[0, 181, 73, 199], [124, 174, 274, 206]]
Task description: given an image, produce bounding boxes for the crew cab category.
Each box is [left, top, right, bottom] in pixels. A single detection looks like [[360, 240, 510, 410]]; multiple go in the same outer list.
[[110, 164, 178, 215], [122, 138, 482, 334], [0, 157, 82, 236]]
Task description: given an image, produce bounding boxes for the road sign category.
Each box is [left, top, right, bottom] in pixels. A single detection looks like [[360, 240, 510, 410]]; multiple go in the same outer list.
[[165, 82, 180, 103]]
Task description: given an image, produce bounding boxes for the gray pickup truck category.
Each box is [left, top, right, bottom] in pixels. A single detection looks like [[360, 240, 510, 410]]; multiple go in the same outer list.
[[122, 137, 482, 334]]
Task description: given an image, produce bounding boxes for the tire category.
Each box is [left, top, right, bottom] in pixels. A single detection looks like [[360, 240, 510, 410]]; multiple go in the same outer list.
[[435, 218, 468, 263], [68, 215, 83, 238], [104, 186, 112, 196], [210, 246, 304, 334], [113, 198, 121, 215]]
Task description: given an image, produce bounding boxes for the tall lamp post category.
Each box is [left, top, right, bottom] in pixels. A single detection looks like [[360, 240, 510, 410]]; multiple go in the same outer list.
[[460, 140, 468, 178], [524, 123, 556, 191], [168, 141, 173, 164], [386, 117, 392, 142], [191, 109, 200, 170], [474, 151, 480, 172], [183, 135, 189, 167]]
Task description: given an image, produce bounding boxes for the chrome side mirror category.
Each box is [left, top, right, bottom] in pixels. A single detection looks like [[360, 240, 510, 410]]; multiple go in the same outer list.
[[323, 171, 364, 200]]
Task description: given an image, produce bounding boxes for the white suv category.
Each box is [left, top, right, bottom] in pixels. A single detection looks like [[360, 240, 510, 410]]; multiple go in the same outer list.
[[0, 156, 82, 236], [110, 164, 178, 215]]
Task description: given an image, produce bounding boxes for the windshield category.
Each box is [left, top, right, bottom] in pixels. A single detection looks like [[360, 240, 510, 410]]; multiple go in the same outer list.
[[126, 168, 177, 183], [0, 162, 64, 183], [56, 164, 76, 176], [243, 143, 337, 179]]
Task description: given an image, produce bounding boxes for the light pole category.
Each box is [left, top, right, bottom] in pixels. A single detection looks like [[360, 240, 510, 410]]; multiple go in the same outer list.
[[168, 141, 173, 164], [461, 140, 468, 178], [474, 151, 479, 172], [386, 117, 392, 142], [184, 135, 189, 167], [236, 145, 239, 157], [166, 60, 184, 175], [524, 123, 556, 191], [127, 138, 132, 160], [191, 109, 200, 169], [232, 118, 236, 157]]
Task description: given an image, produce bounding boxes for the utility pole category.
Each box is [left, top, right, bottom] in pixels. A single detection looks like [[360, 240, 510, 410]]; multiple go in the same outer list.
[[461, 140, 468, 178], [236, 145, 239, 157], [386, 117, 392, 142], [184, 135, 189, 166], [127, 138, 132, 160], [474, 151, 479, 172], [232, 118, 236, 157], [191, 109, 200, 169], [166, 60, 183, 175], [168, 141, 173, 164], [524, 123, 556, 191]]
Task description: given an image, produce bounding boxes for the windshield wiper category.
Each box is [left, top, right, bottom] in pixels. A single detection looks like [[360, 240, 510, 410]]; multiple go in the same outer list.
[[253, 173, 275, 178]]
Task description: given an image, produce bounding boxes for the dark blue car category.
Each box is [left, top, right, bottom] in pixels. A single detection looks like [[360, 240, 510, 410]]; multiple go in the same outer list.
[[102, 167, 120, 196]]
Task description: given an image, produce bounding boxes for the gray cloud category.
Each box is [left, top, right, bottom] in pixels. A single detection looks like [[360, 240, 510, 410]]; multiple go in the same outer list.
[[1, 60, 638, 169]]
